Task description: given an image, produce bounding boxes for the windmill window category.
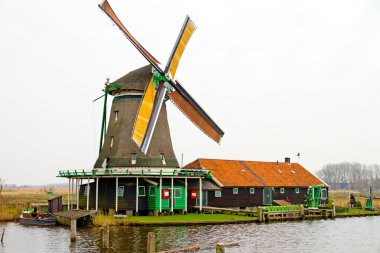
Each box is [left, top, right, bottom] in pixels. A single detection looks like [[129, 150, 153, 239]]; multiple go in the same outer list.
[[161, 154, 166, 165], [114, 111, 119, 122], [215, 190, 222, 198], [110, 137, 114, 147], [149, 186, 156, 196], [138, 186, 145, 196], [295, 187, 300, 194], [233, 188, 239, 195], [118, 186, 124, 197], [250, 188, 255, 194], [280, 188, 285, 194], [321, 188, 327, 200], [131, 153, 137, 165]]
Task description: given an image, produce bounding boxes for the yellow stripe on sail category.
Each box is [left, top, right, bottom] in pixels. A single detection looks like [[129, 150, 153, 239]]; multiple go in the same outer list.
[[132, 78, 156, 147], [169, 20, 196, 77]]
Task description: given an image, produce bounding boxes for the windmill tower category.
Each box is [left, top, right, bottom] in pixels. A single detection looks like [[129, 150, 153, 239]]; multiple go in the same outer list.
[[95, 0, 224, 169]]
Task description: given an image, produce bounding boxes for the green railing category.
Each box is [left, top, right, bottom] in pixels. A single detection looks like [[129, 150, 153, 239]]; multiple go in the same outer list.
[[261, 205, 300, 212]]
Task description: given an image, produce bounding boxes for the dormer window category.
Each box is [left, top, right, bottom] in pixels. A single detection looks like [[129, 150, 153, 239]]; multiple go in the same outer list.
[[131, 153, 137, 165], [161, 153, 166, 165], [114, 111, 119, 122]]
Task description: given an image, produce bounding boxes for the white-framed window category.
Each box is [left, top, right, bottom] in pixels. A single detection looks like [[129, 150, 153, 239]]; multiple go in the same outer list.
[[321, 188, 327, 200], [295, 187, 300, 194], [250, 188, 255, 194], [114, 111, 119, 122], [118, 186, 124, 197], [215, 190, 222, 198], [161, 153, 166, 165], [233, 188, 239, 195], [138, 186, 145, 196], [149, 186, 156, 196], [174, 188, 182, 198], [280, 188, 285, 194], [131, 153, 137, 165], [110, 137, 114, 147]]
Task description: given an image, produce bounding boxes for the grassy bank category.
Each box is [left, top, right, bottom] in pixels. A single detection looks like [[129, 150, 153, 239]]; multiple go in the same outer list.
[[93, 213, 256, 226]]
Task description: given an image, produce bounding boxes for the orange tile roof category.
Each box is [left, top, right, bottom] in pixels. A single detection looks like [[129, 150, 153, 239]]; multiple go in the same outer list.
[[184, 158, 327, 187]]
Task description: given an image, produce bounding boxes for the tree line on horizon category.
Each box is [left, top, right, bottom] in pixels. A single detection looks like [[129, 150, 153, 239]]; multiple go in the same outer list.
[[316, 162, 380, 193]]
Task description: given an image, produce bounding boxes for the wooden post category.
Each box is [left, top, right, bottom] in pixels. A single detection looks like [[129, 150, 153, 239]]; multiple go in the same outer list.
[[70, 219, 77, 242], [184, 177, 188, 213], [115, 177, 118, 212], [170, 177, 174, 214], [216, 243, 225, 253], [147, 232, 155, 253], [159, 177, 162, 214], [68, 178, 70, 211], [199, 177, 203, 212], [258, 207, 263, 222], [71, 177, 74, 210], [332, 204, 336, 219], [76, 178, 79, 210], [136, 177, 139, 215], [96, 177, 99, 211], [300, 205, 305, 219], [1, 228, 5, 244], [86, 178, 90, 211], [102, 225, 110, 249]]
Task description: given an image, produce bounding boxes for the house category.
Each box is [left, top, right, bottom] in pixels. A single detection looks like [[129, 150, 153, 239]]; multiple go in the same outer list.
[[184, 157, 328, 209]]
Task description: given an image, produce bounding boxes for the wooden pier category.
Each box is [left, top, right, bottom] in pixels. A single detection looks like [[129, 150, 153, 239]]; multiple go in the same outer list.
[[54, 210, 97, 226]]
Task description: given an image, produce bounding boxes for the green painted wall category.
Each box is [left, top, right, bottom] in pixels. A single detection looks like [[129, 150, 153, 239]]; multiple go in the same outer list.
[[147, 185, 185, 211]]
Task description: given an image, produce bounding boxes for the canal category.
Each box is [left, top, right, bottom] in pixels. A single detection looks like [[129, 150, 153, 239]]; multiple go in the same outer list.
[[0, 216, 379, 252]]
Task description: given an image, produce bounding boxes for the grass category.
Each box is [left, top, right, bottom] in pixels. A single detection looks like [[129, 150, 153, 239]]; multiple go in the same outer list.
[[93, 213, 256, 226], [0, 187, 68, 221]]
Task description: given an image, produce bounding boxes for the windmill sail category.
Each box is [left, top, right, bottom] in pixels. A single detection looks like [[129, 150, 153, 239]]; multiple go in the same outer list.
[[98, 0, 160, 69], [165, 16, 197, 77]]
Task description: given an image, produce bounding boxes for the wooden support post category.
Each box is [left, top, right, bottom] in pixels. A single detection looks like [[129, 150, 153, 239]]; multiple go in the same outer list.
[[170, 177, 174, 215], [216, 243, 225, 253], [102, 225, 110, 249], [136, 177, 139, 215], [147, 232, 155, 253], [71, 178, 74, 210], [159, 177, 162, 214], [258, 207, 263, 222], [199, 177, 203, 212], [1, 228, 5, 244], [86, 178, 90, 211], [76, 179, 79, 210], [70, 219, 77, 242], [96, 177, 99, 211], [332, 204, 336, 219], [68, 178, 70, 211], [300, 205, 305, 219], [184, 177, 188, 214], [115, 177, 118, 212]]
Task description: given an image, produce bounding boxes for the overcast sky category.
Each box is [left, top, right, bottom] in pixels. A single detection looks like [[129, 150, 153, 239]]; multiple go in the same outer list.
[[1, 0, 379, 185]]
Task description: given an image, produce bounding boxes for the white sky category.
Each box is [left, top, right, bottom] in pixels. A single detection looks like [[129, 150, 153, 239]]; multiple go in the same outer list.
[[1, 0, 379, 185]]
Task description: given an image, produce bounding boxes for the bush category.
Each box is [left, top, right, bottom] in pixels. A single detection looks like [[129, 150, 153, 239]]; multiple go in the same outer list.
[[354, 201, 362, 208]]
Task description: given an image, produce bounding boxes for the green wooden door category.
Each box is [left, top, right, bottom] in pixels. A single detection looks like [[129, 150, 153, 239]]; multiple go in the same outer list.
[[263, 188, 272, 205]]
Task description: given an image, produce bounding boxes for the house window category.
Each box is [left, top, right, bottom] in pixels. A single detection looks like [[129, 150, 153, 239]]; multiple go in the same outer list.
[[250, 188, 255, 194], [138, 186, 145, 196], [161, 153, 166, 165], [110, 137, 114, 147], [321, 188, 327, 200], [280, 188, 285, 194], [118, 186, 124, 197], [131, 153, 137, 165], [295, 187, 300, 194], [215, 190, 222, 198], [114, 111, 119, 122], [174, 188, 182, 198], [233, 188, 239, 195], [149, 186, 156, 196]]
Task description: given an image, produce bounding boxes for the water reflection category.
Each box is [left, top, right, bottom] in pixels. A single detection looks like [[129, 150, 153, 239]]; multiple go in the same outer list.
[[1, 217, 380, 253]]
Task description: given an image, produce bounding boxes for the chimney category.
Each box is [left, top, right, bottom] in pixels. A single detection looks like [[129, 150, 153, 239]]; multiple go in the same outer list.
[[285, 157, 291, 163]]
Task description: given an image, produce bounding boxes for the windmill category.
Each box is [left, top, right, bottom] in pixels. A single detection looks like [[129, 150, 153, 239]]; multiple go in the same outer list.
[[95, 0, 224, 168]]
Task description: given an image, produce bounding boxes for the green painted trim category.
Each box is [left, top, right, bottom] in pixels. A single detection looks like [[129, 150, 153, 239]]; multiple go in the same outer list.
[[113, 94, 143, 101]]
